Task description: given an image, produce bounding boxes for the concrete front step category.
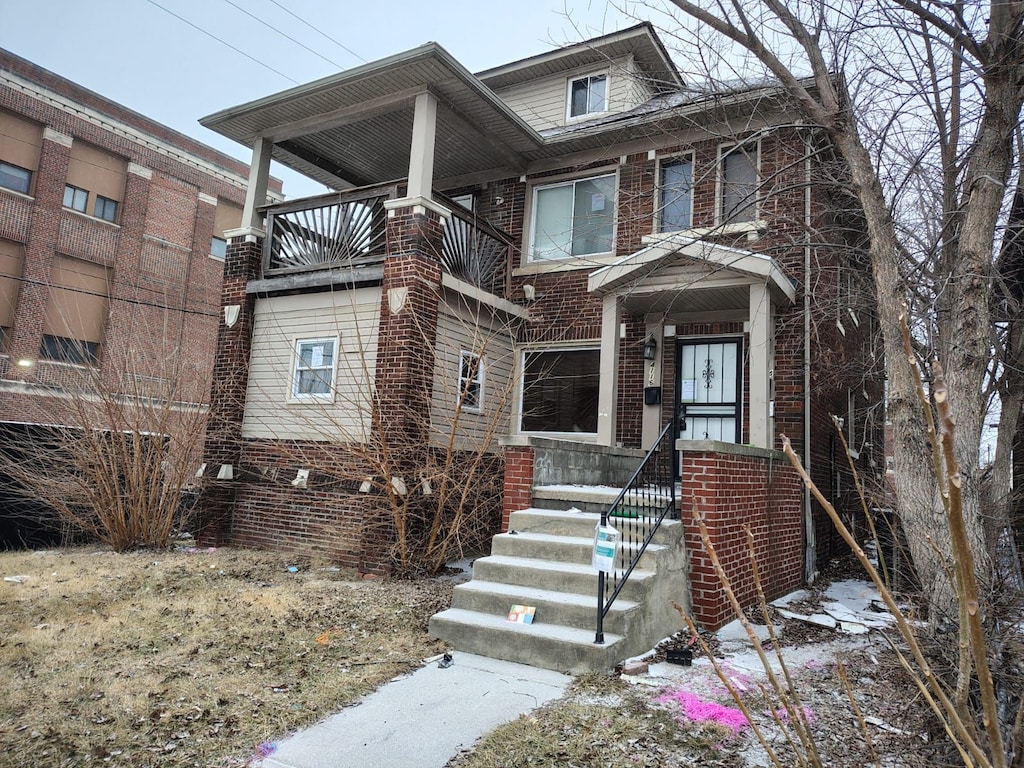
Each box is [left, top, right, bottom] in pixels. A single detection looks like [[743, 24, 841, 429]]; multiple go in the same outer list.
[[470, 554, 656, 601], [449, 578, 640, 636], [490, 530, 668, 570], [509, 507, 681, 546], [531, 485, 674, 515], [428, 607, 626, 674]]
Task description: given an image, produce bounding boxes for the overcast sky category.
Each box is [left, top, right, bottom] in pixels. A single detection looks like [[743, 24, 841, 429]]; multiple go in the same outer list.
[[1, 0, 638, 198]]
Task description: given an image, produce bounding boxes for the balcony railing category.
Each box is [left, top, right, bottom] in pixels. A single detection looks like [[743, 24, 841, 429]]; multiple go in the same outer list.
[[438, 199, 511, 297], [260, 185, 512, 297], [263, 185, 396, 276]]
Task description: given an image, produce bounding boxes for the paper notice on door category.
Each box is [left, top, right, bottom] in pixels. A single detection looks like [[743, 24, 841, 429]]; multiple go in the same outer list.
[[681, 378, 696, 401]]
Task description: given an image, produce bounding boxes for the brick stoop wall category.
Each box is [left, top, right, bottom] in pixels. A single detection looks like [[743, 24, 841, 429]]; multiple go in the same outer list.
[[680, 441, 804, 629]]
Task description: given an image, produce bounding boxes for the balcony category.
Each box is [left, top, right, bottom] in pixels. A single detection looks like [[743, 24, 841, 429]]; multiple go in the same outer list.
[[259, 184, 512, 298]]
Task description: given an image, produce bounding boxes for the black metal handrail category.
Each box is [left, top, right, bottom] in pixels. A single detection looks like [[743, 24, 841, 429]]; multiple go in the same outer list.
[[595, 419, 679, 644]]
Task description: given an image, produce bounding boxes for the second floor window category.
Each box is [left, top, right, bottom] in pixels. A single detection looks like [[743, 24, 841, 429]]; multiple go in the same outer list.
[[530, 174, 616, 261], [720, 143, 758, 224], [658, 157, 693, 232], [63, 184, 88, 213], [568, 73, 608, 119], [0, 161, 31, 195]]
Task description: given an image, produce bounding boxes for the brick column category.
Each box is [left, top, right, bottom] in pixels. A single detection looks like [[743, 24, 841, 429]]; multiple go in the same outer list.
[[501, 444, 535, 531], [100, 163, 150, 390], [8, 128, 72, 376], [196, 232, 262, 545], [359, 203, 444, 570]]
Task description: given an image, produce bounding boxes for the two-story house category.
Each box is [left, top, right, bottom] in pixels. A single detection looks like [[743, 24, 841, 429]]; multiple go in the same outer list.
[[196, 24, 881, 672]]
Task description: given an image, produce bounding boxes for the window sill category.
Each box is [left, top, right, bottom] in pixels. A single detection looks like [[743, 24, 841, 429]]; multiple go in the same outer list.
[[63, 207, 121, 229], [514, 252, 620, 276], [0, 187, 35, 203]]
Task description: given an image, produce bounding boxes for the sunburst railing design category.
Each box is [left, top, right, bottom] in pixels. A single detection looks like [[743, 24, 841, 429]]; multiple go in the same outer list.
[[264, 186, 395, 275], [440, 205, 511, 297]]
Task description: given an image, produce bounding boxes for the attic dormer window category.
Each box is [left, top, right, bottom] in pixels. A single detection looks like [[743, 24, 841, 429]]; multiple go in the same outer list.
[[567, 73, 608, 119]]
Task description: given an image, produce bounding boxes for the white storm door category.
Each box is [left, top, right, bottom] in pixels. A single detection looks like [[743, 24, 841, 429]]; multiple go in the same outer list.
[[678, 339, 742, 443]]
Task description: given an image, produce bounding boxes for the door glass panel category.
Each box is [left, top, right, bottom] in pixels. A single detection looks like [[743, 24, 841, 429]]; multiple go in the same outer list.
[[678, 339, 742, 443]]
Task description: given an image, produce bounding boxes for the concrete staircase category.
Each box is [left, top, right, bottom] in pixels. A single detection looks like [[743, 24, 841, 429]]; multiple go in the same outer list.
[[428, 486, 688, 674]]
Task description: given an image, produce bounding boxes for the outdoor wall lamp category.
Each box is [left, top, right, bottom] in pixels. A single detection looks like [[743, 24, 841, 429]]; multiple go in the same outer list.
[[642, 334, 658, 360]]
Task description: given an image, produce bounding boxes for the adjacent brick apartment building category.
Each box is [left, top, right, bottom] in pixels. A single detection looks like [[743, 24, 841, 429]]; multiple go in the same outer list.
[[0, 47, 282, 545]]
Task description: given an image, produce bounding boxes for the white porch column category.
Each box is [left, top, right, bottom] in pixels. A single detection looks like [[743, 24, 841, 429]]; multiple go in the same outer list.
[[240, 137, 273, 233], [748, 282, 774, 448], [597, 294, 621, 446], [407, 91, 438, 200]]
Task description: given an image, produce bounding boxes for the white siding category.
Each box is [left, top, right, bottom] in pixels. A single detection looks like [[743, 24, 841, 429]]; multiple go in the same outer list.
[[493, 55, 656, 131], [242, 288, 381, 442], [430, 293, 516, 452]]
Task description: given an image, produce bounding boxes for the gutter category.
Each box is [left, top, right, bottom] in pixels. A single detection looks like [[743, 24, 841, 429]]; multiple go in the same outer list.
[[803, 130, 817, 583]]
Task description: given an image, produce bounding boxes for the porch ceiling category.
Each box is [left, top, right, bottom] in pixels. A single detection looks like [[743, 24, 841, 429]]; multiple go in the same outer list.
[[200, 44, 545, 189], [587, 233, 797, 307]]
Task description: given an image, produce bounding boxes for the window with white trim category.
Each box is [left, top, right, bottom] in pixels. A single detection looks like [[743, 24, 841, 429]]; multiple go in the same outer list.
[[458, 351, 483, 411], [521, 348, 600, 434], [292, 338, 336, 399], [567, 73, 608, 119], [657, 155, 693, 232], [719, 143, 758, 224], [529, 174, 616, 261]]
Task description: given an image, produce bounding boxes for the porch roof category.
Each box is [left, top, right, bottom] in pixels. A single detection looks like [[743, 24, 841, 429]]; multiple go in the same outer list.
[[200, 43, 545, 190], [587, 232, 797, 308]]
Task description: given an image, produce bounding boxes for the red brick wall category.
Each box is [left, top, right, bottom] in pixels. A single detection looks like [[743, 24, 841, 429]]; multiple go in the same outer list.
[[681, 447, 804, 629], [502, 444, 535, 530]]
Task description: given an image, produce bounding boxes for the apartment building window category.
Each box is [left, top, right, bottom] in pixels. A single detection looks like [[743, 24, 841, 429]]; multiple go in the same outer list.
[[94, 195, 118, 222], [521, 348, 600, 434], [212, 200, 243, 260], [41, 255, 110, 366], [719, 143, 758, 224], [65, 140, 126, 224], [530, 173, 615, 261], [292, 337, 336, 399], [658, 156, 694, 232], [568, 73, 608, 119], [0, 110, 42, 196], [63, 184, 88, 212], [458, 351, 484, 411], [0, 161, 31, 195], [0, 239, 25, 349]]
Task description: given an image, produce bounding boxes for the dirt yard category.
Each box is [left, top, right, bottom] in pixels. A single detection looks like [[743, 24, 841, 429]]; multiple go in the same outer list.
[[0, 545, 453, 768]]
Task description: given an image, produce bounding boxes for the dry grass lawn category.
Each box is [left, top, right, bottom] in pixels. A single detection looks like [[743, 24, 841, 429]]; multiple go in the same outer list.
[[0, 545, 453, 768]]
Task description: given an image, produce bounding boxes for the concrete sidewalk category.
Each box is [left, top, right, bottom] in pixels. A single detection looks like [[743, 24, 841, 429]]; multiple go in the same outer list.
[[260, 652, 572, 768]]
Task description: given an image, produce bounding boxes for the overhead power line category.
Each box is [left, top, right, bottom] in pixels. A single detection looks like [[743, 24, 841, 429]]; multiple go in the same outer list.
[[218, 0, 350, 71], [142, 0, 300, 85], [264, 0, 367, 64]]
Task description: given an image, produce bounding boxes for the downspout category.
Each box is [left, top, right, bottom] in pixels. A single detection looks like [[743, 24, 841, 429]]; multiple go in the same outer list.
[[803, 132, 817, 583]]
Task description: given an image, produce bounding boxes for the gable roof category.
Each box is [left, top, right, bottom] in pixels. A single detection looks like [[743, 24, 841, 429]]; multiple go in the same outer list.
[[475, 23, 682, 92]]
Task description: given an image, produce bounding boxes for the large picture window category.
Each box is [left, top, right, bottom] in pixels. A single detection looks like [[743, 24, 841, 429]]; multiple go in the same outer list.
[[720, 143, 758, 224], [292, 338, 336, 399], [530, 174, 615, 261], [658, 156, 693, 232], [521, 348, 600, 434]]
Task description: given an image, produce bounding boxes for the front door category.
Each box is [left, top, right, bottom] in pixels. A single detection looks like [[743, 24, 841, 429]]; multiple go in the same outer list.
[[677, 338, 742, 443]]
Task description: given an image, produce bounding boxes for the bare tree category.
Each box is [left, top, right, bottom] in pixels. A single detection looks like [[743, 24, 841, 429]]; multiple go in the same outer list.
[[642, 0, 1024, 623]]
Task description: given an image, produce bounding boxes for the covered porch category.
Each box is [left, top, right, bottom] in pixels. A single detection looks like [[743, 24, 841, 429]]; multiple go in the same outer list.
[[588, 232, 797, 452]]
